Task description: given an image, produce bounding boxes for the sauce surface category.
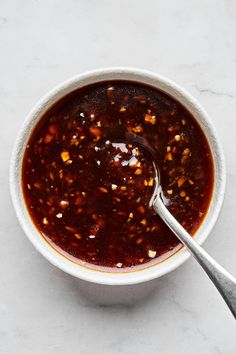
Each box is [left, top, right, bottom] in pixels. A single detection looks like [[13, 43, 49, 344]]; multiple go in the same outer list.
[[22, 81, 214, 269]]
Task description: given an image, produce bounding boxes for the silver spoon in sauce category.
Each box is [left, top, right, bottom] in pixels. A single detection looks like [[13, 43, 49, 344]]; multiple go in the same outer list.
[[117, 131, 236, 319], [153, 181, 236, 319]]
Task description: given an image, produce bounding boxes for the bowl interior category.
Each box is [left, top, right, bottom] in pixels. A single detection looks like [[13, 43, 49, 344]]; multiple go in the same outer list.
[[10, 68, 226, 285]]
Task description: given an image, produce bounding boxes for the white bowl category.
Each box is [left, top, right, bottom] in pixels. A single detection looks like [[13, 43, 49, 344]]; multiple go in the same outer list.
[[9, 67, 226, 285]]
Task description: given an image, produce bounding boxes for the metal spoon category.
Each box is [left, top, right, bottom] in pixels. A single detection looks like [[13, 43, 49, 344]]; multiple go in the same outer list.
[[148, 149, 236, 319], [154, 192, 236, 319], [109, 130, 236, 318], [126, 131, 236, 318]]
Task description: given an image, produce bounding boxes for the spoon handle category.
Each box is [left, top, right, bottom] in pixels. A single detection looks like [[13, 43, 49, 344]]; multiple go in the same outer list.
[[154, 197, 236, 319]]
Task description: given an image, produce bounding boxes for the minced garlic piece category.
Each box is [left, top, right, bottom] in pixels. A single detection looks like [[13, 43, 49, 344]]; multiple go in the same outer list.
[[180, 190, 186, 197], [165, 152, 173, 161], [148, 178, 154, 187], [43, 217, 48, 225], [116, 262, 123, 268], [99, 187, 108, 193], [138, 206, 145, 214], [134, 168, 142, 175], [148, 250, 156, 258], [177, 177, 186, 188], [144, 114, 156, 125], [174, 134, 181, 142], [132, 125, 143, 133], [61, 151, 70, 162], [167, 189, 173, 195], [136, 238, 143, 245]]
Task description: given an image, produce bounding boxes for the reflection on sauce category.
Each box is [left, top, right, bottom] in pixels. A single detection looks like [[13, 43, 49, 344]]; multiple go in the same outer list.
[[22, 81, 214, 269]]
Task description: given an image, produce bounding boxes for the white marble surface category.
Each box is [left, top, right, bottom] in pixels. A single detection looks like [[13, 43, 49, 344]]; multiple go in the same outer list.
[[0, 0, 236, 353]]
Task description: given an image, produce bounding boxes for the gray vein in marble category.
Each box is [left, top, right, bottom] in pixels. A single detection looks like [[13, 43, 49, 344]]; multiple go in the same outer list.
[[194, 85, 235, 99], [0, 17, 7, 27]]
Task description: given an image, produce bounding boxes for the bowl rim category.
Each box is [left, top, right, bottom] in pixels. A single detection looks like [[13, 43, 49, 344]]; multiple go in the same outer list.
[[9, 67, 226, 285]]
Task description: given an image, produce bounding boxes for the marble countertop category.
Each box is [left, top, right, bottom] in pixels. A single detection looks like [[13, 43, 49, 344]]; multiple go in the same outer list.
[[0, 1, 236, 353]]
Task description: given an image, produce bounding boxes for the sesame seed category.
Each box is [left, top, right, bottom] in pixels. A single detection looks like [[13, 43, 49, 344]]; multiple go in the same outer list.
[[148, 250, 156, 258], [116, 262, 123, 268], [43, 217, 48, 225]]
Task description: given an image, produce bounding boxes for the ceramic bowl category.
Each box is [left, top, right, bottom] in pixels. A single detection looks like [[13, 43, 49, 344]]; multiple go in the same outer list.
[[9, 67, 226, 285]]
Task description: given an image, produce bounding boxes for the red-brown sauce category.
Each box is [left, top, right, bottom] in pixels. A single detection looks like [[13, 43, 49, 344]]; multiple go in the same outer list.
[[22, 81, 214, 269]]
